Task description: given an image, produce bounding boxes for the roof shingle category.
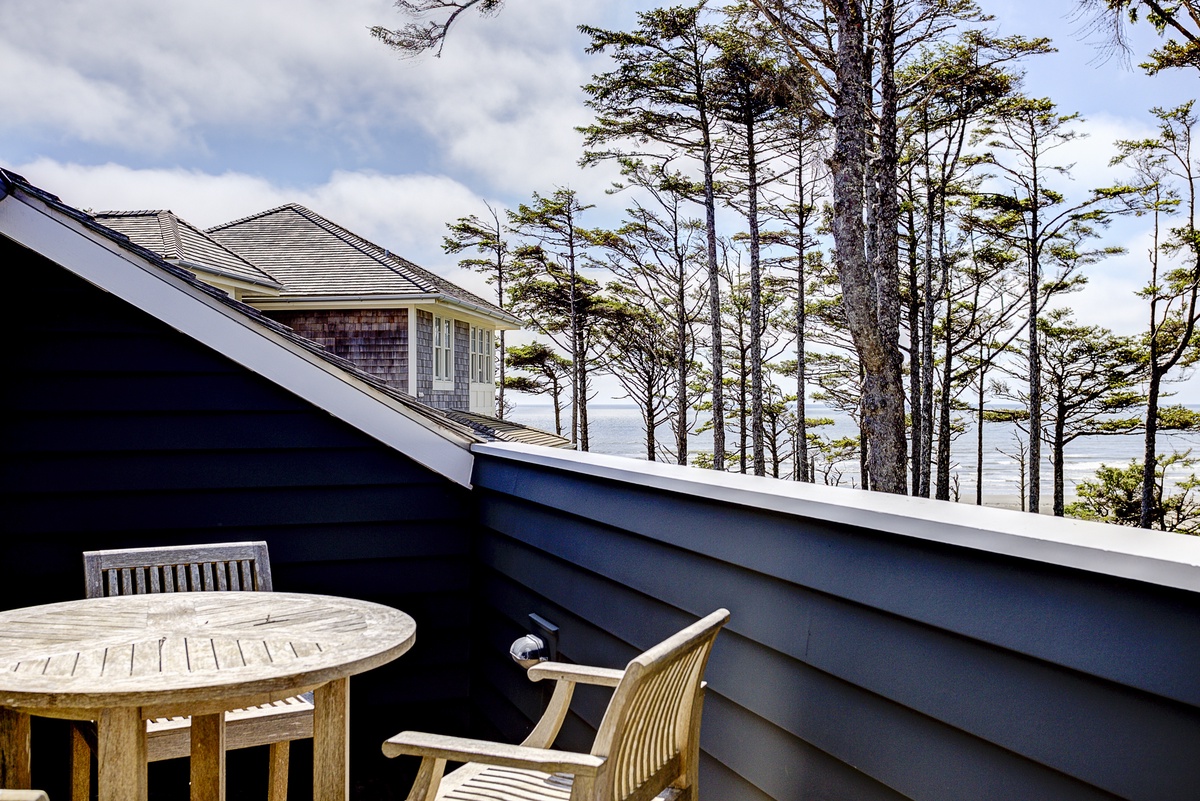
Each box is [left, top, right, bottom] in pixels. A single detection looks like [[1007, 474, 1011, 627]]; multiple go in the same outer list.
[[95, 210, 281, 290], [208, 204, 518, 325]]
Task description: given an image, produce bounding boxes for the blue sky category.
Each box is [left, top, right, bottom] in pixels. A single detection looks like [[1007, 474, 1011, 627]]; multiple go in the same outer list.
[[1, 0, 1196, 400]]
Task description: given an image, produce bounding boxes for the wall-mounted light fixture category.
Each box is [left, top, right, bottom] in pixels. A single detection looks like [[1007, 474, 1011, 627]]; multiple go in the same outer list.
[[509, 612, 559, 668]]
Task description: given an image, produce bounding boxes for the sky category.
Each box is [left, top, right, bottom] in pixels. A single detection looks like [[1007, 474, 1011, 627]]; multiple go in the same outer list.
[[1, 0, 1196, 402]]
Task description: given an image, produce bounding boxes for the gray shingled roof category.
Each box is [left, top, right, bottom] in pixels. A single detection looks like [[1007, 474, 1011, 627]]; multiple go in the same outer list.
[[95, 210, 281, 290], [442, 409, 572, 449], [208, 204, 519, 325]]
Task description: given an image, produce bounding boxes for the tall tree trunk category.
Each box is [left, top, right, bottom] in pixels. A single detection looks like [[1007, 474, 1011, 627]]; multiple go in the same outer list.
[[739, 348, 749, 473], [919, 124, 935, 497], [676, 269, 689, 466], [1141, 211, 1163, 528], [747, 117, 766, 477], [906, 184, 923, 492], [1027, 122, 1043, 513], [701, 101, 726, 471], [874, 0, 901, 362], [646, 397, 657, 461], [1142, 373, 1163, 528], [935, 202, 952, 500], [578, 363, 590, 452], [567, 207, 580, 449], [1052, 406, 1066, 517], [796, 238, 810, 482], [976, 351, 985, 506], [553, 388, 562, 437], [936, 339, 953, 499], [795, 128, 811, 482], [831, 0, 907, 494]]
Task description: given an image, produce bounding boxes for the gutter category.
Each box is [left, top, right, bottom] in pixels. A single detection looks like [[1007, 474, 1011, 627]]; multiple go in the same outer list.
[[174, 258, 283, 291]]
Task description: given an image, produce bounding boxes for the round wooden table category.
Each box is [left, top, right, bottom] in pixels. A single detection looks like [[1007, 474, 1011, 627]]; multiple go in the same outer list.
[[0, 592, 416, 801]]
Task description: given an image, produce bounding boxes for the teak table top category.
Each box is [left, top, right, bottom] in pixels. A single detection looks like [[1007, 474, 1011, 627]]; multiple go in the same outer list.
[[0, 592, 417, 719]]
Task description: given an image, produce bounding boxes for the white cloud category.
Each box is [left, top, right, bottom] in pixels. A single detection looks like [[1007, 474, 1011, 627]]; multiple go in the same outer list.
[[0, 0, 634, 199], [0, 0, 410, 152]]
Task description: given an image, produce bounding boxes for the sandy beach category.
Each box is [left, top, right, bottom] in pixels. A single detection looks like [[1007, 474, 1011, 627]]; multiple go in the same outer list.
[[977, 495, 1065, 513]]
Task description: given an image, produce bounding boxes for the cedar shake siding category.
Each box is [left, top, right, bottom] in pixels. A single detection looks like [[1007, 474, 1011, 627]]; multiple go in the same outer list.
[[0, 236, 473, 801], [263, 308, 410, 393], [416, 309, 433, 400], [412, 311, 469, 411], [450, 320, 470, 412]]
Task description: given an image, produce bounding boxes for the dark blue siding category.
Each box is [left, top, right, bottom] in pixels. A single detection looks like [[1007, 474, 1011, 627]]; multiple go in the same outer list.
[[469, 453, 1200, 801], [0, 240, 474, 800]]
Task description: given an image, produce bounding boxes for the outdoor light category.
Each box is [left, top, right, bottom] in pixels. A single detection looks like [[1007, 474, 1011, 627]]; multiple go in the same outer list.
[[509, 633, 548, 668]]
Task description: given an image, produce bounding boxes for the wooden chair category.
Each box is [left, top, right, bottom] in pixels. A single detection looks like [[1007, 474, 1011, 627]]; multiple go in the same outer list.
[[383, 608, 729, 801], [71, 542, 314, 801]]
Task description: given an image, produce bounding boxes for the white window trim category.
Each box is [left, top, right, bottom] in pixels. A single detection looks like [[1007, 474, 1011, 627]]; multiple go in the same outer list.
[[433, 314, 454, 390], [470, 326, 494, 386]]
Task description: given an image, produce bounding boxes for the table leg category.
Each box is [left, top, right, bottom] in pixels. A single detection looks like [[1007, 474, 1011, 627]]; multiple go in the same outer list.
[[0, 707, 31, 789], [97, 707, 146, 801], [190, 712, 226, 801], [313, 677, 350, 801]]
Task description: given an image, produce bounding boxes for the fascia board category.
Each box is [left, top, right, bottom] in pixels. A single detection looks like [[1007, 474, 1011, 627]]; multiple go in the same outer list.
[[0, 191, 476, 487], [248, 294, 522, 329], [174, 259, 283, 293], [472, 441, 1200, 593]]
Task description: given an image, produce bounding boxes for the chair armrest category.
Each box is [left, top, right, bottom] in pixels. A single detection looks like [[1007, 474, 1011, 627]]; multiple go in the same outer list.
[[527, 661, 625, 687], [382, 731, 606, 777], [0, 792, 50, 801]]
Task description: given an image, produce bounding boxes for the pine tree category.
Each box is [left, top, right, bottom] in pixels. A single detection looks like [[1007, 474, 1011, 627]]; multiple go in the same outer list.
[[579, 5, 730, 469], [508, 189, 595, 449]]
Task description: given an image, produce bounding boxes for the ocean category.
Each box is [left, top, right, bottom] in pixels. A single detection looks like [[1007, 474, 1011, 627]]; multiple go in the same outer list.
[[507, 404, 1200, 502]]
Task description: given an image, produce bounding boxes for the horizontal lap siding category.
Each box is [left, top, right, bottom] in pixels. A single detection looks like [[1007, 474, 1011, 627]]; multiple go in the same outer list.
[[0, 244, 473, 800], [470, 454, 1200, 801]]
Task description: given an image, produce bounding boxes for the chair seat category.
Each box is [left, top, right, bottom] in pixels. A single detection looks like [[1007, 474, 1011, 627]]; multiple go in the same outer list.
[[146, 693, 315, 761], [434, 764, 683, 801]]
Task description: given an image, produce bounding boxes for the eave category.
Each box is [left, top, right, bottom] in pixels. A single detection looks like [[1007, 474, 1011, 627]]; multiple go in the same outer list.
[[246, 293, 522, 329]]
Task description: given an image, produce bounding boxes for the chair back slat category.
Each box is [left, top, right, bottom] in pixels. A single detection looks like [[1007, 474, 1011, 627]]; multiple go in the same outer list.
[[83, 542, 274, 598], [590, 609, 728, 801]]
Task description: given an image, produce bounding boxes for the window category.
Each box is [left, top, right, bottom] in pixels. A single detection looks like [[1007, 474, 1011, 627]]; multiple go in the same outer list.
[[433, 315, 453, 386], [470, 327, 493, 384]]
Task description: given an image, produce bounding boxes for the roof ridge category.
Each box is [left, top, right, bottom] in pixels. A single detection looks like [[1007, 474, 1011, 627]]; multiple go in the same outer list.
[[206, 201, 307, 232], [157, 211, 185, 261]]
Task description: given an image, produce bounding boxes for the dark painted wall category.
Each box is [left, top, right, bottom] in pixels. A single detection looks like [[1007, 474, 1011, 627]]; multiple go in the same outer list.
[[469, 452, 1200, 801], [0, 238, 474, 800]]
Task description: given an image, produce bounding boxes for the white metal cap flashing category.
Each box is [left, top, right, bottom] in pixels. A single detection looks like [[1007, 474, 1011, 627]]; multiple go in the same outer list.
[[472, 441, 1200, 593]]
